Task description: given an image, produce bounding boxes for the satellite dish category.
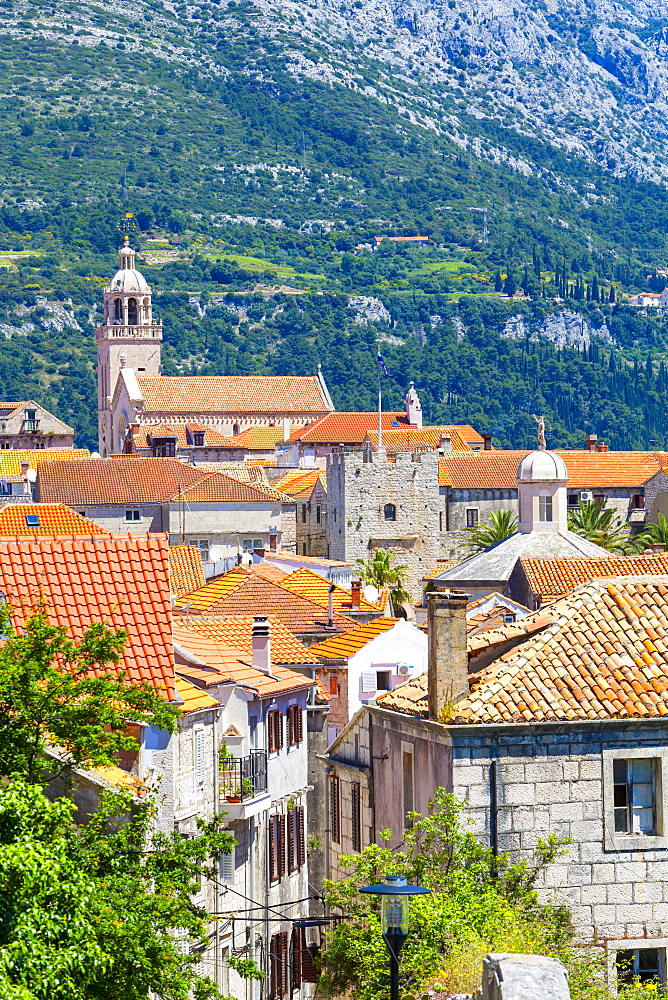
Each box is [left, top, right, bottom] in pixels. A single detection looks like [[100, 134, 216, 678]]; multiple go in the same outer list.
[[25, 468, 37, 483], [208, 545, 224, 562], [363, 584, 379, 603], [90, 451, 101, 459]]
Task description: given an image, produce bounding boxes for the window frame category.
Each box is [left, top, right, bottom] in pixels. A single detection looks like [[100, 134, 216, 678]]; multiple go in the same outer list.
[[351, 783, 361, 853], [269, 813, 286, 883], [125, 509, 141, 522], [607, 939, 668, 990], [329, 774, 341, 845], [466, 508, 479, 529], [402, 742, 415, 831], [270, 931, 289, 999], [383, 502, 396, 522], [538, 493, 553, 522], [286, 705, 303, 747], [267, 710, 283, 754], [603, 748, 668, 850]]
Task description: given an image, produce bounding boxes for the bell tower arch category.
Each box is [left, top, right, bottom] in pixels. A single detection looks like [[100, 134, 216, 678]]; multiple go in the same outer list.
[[95, 238, 162, 456]]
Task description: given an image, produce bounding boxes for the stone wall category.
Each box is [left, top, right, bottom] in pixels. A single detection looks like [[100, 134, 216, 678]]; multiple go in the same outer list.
[[451, 721, 668, 945], [326, 449, 443, 598], [644, 470, 668, 523], [326, 715, 373, 881]]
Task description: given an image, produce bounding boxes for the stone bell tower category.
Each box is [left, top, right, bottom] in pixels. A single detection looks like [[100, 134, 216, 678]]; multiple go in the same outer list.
[[95, 238, 162, 456]]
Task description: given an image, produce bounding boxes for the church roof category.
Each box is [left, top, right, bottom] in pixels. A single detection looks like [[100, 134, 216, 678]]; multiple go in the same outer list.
[[37, 457, 208, 505], [286, 411, 410, 444], [106, 267, 150, 294], [135, 376, 334, 416], [131, 423, 237, 449]]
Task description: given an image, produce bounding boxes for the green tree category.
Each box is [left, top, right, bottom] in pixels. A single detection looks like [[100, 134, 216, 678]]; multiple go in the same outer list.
[[355, 549, 412, 614], [503, 266, 516, 296], [0, 778, 235, 1000], [567, 500, 633, 553], [635, 512, 668, 551], [0, 605, 178, 784], [464, 509, 518, 553]]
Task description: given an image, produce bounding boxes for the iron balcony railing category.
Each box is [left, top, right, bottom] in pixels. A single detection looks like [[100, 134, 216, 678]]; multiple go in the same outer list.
[[219, 750, 267, 802]]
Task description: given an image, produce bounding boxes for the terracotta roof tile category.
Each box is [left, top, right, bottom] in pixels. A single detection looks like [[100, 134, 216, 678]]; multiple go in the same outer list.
[[175, 676, 220, 712], [365, 426, 472, 452], [264, 550, 351, 569], [0, 448, 90, 476], [175, 575, 357, 635], [272, 470, 324, 499], [137, 375, 333, 415], [287, 412, 410, 444], [131, 423, 236, 449], [37, 457, 209, 505], [522, 554, 668, 601], [172, 615, 320, 665], [438, 450, 668, 489], [232, 426, 297, 450], [0, 535, 175, 699], [169, 545, 206, 598], [169, 471, 289, 503], [280, 566, 384, 615], [0, 503, 109, 537], [309, 618, 402, 659]]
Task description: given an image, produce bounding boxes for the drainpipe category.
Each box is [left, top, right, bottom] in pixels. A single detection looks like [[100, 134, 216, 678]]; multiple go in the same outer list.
[[328, 584, 335, 628], [490, 759, 499, 858]]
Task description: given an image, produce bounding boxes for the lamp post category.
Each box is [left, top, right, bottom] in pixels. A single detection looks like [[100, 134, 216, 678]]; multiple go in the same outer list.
[[360, 876, 431, 1000]]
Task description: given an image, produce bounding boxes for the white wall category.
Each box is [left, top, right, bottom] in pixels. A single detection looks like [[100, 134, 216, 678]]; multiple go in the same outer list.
[[347, 620, 428, 719]]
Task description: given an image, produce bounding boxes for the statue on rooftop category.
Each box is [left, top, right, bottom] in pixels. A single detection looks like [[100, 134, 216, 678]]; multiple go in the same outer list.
[[532, 413, 546, 451]]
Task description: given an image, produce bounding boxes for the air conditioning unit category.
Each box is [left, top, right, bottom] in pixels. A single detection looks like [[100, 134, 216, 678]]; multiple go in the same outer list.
[[397, 663, 410, 675], [580, 491, 594, 502]]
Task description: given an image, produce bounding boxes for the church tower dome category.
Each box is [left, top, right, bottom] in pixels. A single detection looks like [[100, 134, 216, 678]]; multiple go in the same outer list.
[[517, 418, 569, 534], [95, 238, 162, 457]]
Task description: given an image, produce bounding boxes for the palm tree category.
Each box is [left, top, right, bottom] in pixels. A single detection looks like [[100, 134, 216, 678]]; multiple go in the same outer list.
[[464, 509, 518, 554], [355, 549, 412, 616], [634, 513, 668, 552], [567, 500, 632, 553]]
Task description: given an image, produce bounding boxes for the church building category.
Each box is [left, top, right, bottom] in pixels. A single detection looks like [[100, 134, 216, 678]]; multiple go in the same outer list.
[[96, 242, 335, 457]]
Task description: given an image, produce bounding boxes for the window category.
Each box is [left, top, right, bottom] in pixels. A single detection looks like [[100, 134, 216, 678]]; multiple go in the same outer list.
[[632, 494, 645, 510], [383, 503, 396, 521], [287, 805, 305, 873], [538, 494, 553, 522], [193, 432, 205, 447], [329, 678, 339, 696], [301, 504, 307, 524], [220, 848, 235, 882], [25, 514, 39, 528], [194, 539, 209, 561], [466, 508, 479, 528], [316, 504, 321, 525], [125, 509, 141, 522], [616, 948, 662, 987], [376, 670, 391, 692], [242, 538, 263, 552], [268, 710, 283, 753], [594, 493, 605, 506], [329, 774, 341, 844], [270, 932, 289, 999], [152, 437, 176, 457], [613, 758, 655, 835], [402, 746, 414, 830], [127, 297, 138, 324], [292, 926, 318, 989], [194, 728, 205, 787], [269, 814, 286, 883], [249, 715, 258, 750], [351, 783, 361, 853], [567, 493, 579, 507], [603, 749, 668, 849], [286, 705, 303, 747]]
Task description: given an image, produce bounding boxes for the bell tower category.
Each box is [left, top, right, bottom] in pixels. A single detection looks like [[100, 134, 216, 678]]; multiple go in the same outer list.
[[95, 238, 162, 456]]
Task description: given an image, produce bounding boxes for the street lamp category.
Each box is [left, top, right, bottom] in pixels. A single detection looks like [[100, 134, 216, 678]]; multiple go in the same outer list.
[[360, 876, 431, 1000]]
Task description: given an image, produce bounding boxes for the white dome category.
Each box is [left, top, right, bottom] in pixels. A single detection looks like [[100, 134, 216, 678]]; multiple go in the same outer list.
[[517, 449, 568, 483], [105, 267, 151, 294]]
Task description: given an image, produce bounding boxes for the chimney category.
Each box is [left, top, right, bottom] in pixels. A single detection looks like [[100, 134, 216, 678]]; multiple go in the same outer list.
[[328, 583, 335, 627], [596, 442, 609, 453], [251, 616, 272, 674], [351, 579, 361, 610], [20, 461, 29, 475], [652, 543, 664, 554], [585, 433, 597, 453], [427, 590, 469, 719], [282, 417, 291, 441], [482, 433, 493, 451]]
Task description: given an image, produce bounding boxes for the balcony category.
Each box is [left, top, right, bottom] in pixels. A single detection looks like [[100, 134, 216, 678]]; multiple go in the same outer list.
[[21, 420, 40, 433], [219, 750, 269, 819]]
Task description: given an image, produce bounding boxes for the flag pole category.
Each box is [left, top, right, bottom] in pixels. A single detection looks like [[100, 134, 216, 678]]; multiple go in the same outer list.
[[377, 341, 383, 450]]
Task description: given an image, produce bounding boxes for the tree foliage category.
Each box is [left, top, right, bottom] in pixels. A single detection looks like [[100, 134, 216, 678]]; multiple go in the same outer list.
[[463, 509, 518, 553], [355, 549, 412, 613], [567, 500, 633, 553]]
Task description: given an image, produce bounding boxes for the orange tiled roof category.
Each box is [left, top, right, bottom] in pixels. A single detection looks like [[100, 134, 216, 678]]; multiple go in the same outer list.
[[0, 448, 90, 477], [264, 550, 351, 569], [0, 503, 109, 537], [521, 554, 668, 601], [177, 566, 252, 610], [0, 535, 175, 698], [423, 560, 454, 581], [287, 412, 411, 444], [174, 624, 314, 696], [365, 426, 472, 452], [136, 376, 334, 415], [175, 676, 220, 712], [232, 426, 296, 450], [173, 615, 317, 665], [131, 423, 236, 449], [438, 450, 668, 489], [38, 457, 209, 505], [309, 618, 402, 659], [272, 470, 324, 499], [175, 574, 357, 635], [169, 471, 288, 504], [169, 545, 206, 598], [280, 567, 383, 615]]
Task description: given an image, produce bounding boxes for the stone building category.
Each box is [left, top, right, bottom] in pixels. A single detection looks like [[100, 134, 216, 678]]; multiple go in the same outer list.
[[325, 579, 668, 990], [96, 241, 334, 457], [0, 400, 74, 450], [326, 448, 443, 599]]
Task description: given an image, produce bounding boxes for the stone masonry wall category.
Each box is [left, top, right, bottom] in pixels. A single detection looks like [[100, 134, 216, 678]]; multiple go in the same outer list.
[[451, 722, 668, 945], [326, 449, 442, 598], [328, 716, 372, 881]]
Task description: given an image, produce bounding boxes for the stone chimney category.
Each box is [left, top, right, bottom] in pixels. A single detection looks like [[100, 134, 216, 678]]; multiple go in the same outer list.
[[427, 590, 469, 719], [251, 616, 272, 674], [597, 442, 609, 453], [585, 433, 597, 452], [404, 381, 423, 429], [351, 580, 361, 610], [482, 433, 493, 451]]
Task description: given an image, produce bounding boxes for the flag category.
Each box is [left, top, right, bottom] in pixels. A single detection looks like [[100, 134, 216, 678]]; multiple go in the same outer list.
[[377, 350, 389, 376]]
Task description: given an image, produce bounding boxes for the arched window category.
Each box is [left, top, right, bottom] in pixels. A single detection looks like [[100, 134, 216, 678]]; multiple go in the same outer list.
[[539, 493, 553, 522], [232, 423, 240, 436], [113, 298, 122, 322], [143, 297, 150, 321], [384, 503, 396, 521], [127, 298, 138, 325]]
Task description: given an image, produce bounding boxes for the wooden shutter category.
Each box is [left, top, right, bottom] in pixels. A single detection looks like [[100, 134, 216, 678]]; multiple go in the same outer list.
[[291, 928, 302, 991], [295, 706, 303, 745], [270, 933, 281, 1000], [268, 711, 283, 753], [296, 805, 305, 868], [220, 847, 235, 882], [351, 783, 361, 853], [279, 931, 288, 996], [278, 814, 286, 878], [299, 926, 318, 983], [269, 815, 281, 883], [287, 808, 297, 873], [329, 775, 340, 844], [287, 706, 294, 747]]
